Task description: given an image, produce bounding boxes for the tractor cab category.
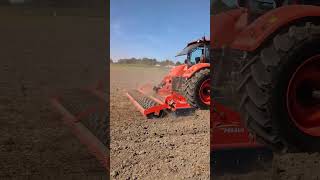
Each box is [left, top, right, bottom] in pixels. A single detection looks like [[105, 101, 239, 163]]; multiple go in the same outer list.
[[176, 37, 210, 67]]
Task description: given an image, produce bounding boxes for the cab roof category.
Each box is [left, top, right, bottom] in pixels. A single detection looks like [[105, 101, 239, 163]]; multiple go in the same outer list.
[[176, 36, 210, 57]]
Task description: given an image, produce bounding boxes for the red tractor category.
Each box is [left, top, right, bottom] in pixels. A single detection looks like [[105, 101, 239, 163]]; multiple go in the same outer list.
[[211, 0, 320, 174], [127, 37, 211, 118]]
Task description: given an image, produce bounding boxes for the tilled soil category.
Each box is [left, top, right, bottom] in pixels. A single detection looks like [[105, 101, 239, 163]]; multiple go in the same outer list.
[[110, 65, 210, 179], [0, 12, 107, 179], [110, 65, 320, 180], [216, 153, 320, 180]]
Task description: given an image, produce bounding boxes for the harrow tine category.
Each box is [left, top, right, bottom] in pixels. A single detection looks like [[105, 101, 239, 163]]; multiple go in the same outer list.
[[137, 89, 163, 104], [126, 92, 147, 116], [126, 89, 169, 118]]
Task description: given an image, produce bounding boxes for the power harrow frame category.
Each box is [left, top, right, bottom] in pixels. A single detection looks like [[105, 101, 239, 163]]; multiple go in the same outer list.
[[126, 83, 195, 118], [50, 82, 109, 170]]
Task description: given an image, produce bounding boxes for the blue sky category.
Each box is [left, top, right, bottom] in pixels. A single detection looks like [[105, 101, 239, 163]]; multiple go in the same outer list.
[[111, 0, 210, 62]]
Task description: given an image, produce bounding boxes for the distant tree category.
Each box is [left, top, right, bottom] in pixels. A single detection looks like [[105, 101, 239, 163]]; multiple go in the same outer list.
[[175, 61, 182, 65], [116, 57, 175, 66], [110, 59, 114, 63], [160, 59, 175, 66]]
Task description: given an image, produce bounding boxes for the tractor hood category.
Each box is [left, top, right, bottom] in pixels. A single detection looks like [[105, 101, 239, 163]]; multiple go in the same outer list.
[[176, 37, 210, 57]]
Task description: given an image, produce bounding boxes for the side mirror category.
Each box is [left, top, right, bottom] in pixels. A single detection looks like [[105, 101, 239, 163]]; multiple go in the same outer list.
[[250, 0, 277, 13], [185, 59, 193, 67], [237, 0, 246, 7], [195, 57, 201, 63]]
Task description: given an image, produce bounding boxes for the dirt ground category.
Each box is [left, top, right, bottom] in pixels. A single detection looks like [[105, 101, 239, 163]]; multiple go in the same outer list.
[[216, 152, 320, 180], [110, 64, 210, 179], [0, 12, 107, 179]]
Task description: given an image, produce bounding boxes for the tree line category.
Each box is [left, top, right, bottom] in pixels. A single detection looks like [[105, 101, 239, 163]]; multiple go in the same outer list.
[[110, 58, 182, 66]]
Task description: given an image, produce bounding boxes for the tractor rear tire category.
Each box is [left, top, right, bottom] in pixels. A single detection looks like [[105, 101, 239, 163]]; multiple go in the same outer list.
[[184, 68, 210, 109], [237, 22, 320, 153]]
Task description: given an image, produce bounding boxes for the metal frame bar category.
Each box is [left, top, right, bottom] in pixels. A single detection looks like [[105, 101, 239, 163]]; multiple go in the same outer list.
[[50, 94, 109, 170]]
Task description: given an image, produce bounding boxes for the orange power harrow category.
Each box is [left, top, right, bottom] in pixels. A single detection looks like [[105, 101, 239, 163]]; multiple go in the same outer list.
[[50, 83, 109, 170], [126, 83, 195, 118]]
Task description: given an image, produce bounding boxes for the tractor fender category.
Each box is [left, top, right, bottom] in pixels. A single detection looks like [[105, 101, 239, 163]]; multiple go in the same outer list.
[[169, 64, 188, 76], [161, 64, 187, 84], [211, 8, 248, 49], [230, 5, 320, 52], [182, 63, 210, 78]]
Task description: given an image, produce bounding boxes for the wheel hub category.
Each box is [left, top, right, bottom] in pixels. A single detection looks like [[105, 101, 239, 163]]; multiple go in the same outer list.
[[287, 55, 320, 136], [199, 79, 210, 105]]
